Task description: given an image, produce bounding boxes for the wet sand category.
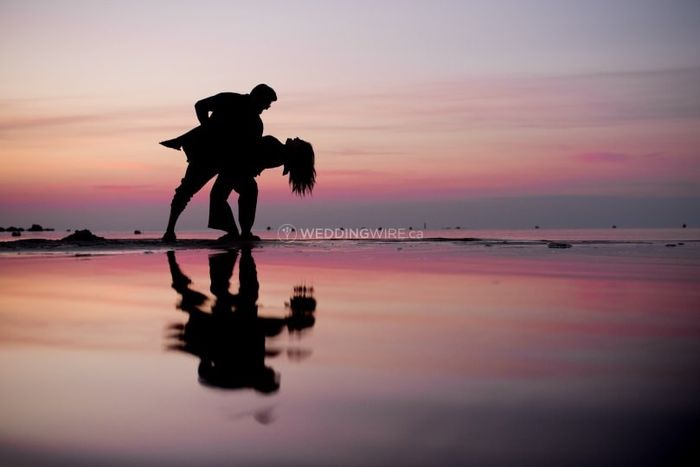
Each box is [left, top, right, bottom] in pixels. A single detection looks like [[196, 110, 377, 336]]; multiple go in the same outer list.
[[0, 234, 695, 255], [1, 240, 699, 466]]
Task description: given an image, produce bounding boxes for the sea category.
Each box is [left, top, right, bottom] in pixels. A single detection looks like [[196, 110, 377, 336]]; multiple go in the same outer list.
[[0, 228, 699, 466]]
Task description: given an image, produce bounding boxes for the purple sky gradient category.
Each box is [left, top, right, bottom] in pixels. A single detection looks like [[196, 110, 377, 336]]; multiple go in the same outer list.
[[1, 0, 699, 229]]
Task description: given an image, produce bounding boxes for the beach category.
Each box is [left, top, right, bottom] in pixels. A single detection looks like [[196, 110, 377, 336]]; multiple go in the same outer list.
[[1, 232, 699, 466], [3, 0, 699, 464]]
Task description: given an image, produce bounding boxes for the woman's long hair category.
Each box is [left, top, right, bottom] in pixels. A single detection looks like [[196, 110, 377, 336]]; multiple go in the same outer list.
[[286, 139, 316, 196]]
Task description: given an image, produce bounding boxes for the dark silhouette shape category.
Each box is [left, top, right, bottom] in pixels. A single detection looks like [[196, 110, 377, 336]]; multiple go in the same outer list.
[[61, 229, 105, 242], [284, 285, 316, 334], [1, 224, 54, 232], [548, 241, 572, 249], [28, 224, 54, 232], [166, 248, 317, 394], [162, 132, 315, 243], [160, 85, 317, 244], [160, 84, 277, 243], [207, 135, 316, 243]]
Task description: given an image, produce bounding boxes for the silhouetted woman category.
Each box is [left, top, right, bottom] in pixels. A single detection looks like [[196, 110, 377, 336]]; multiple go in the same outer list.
[[162, 135, 316, 242]]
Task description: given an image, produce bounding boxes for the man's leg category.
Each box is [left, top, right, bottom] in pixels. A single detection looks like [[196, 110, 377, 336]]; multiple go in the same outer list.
[[208, 172, 240, 238], [164, 163, 217, 241]]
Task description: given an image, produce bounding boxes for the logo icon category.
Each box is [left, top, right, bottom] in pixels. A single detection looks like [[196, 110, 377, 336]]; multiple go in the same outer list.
[[277, 223, 298, 242]]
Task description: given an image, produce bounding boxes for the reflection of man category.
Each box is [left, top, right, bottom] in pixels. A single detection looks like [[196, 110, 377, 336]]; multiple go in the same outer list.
[[166, 249, 317, 394]]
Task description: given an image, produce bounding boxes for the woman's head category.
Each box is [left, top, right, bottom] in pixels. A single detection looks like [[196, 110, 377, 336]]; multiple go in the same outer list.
[[284, 138, 316, 196]]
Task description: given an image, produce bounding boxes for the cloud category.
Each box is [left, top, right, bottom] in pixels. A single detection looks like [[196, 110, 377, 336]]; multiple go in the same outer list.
[[5, 67, 699, 140], [92, 184, 154, 192], [0, 102, 184, 136], [0, 113, 108, 132], [273, 66, 700, 134], [322, 169, 389, 177], [573, 152, 632, 163], [323, 148, 405, 158]]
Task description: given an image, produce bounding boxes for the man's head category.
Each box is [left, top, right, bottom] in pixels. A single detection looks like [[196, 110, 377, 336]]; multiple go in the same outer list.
[[250, 84, 277, 114]]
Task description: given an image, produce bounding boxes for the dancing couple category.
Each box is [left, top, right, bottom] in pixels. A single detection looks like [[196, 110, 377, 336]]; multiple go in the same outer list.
[[160, 84, 316, 242]]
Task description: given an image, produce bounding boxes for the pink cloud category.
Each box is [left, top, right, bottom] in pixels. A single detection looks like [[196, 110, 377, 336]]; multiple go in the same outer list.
[[272, 66, 700, 135], [574, 152, 631, 163], [93, 184, 156, 192]]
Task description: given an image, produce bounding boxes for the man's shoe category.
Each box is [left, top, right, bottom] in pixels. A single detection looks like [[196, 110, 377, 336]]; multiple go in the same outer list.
[[216, 232, 241, 243], [162, 231, 177, 243], [160, 139, 182, 150], [240, 232, 261, 241]]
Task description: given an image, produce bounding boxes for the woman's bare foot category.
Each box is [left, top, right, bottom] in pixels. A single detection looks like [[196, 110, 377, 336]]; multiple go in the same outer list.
[[162, 231, 177, 243]]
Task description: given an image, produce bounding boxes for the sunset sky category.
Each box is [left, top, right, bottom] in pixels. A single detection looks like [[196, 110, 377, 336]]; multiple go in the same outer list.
[[1, 0, 699, 230]]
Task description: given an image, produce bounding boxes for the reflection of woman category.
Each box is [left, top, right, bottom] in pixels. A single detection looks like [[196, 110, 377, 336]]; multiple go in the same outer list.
[[166, 249, 317, 394], [162, 135, 316, 242]]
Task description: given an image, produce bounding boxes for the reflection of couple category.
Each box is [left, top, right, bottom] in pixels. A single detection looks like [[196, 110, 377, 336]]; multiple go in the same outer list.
[[166, 249, 317, 393], [160, 84, 316, 242]]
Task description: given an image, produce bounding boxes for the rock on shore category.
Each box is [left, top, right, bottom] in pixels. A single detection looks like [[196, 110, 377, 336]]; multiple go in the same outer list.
[[61, 229, 105, 242]]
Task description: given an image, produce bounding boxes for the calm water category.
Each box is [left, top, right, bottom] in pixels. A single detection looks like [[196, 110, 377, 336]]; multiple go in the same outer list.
[[1, 242, 699, 466]]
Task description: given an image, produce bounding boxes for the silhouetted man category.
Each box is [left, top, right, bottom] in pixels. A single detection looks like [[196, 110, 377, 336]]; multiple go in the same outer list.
[[161, 84, 277, 242]]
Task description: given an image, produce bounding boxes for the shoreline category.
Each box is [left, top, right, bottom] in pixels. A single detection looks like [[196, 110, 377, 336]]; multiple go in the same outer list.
[[0, 235, 697, 254]]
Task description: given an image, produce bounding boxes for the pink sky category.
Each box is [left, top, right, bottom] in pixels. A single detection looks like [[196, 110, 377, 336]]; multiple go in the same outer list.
[[1, 1, 699, 229]]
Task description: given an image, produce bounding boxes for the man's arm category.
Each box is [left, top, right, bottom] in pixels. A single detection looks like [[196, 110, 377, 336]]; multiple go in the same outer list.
[[194, 92, 234, 125], [194, 94, 217, 125]]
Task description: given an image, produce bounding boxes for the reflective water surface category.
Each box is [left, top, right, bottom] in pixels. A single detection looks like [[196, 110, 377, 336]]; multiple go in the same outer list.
[[1, 242, 699, 466]]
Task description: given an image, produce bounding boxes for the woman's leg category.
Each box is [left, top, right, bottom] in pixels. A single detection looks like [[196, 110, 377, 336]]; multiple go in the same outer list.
[[233, 178, 258, 238], [208, 172, 240, 237], [164, 163, 217, 241]]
